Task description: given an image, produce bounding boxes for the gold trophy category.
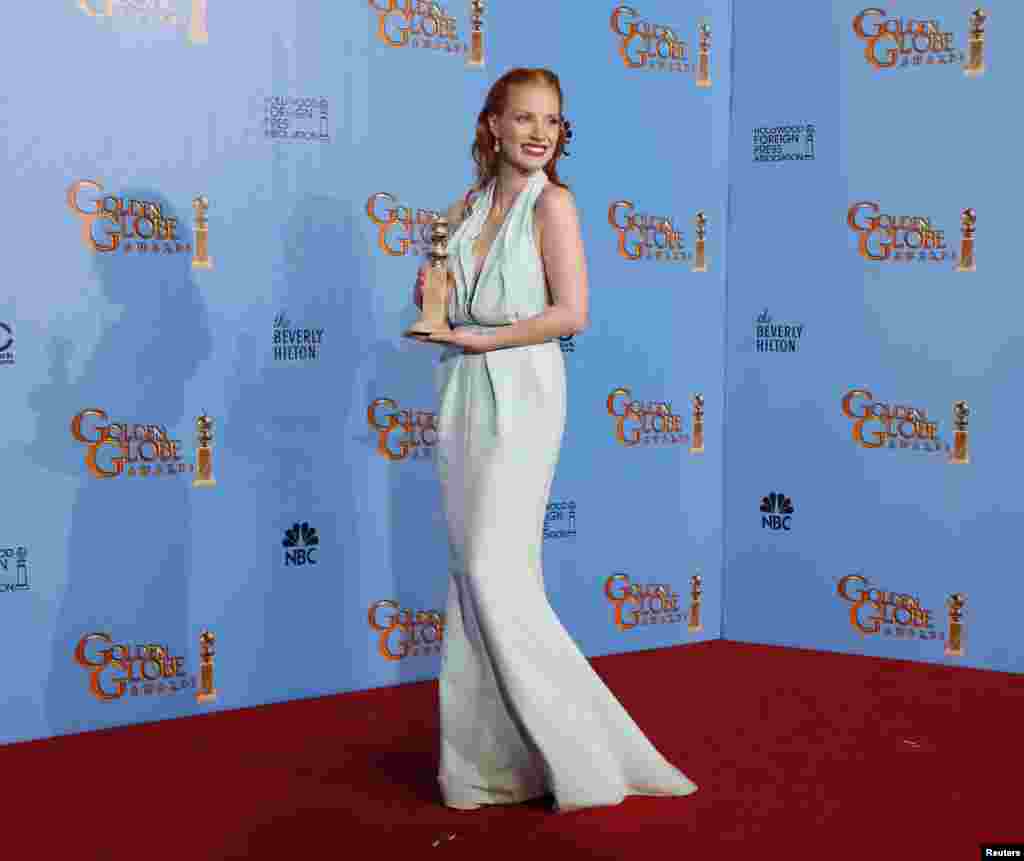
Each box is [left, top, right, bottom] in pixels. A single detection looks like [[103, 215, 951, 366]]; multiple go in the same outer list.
[[690, 393, 705, 454], [955, 208, 976, 272], [949, 400, 970, 465], [696, 20, 711, 88], [404, 217, 453, 338], [189, 0, 210, 45], [688, 572, 703, 633], [944, 593, 966, 657], [467, 0, 486, 69], [192, 195, 213, 269], [196, 630, 218, 703], [964, 8, 986, 77], [193, 412, 217, 487], [692, 211, 708, 272]]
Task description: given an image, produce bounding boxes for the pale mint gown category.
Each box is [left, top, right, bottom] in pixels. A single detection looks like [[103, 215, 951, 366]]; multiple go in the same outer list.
[[434, 167, 698, 813]]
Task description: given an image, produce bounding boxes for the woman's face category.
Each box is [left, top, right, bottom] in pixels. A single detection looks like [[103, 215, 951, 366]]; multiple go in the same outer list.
[[489, 83, 561, 175]]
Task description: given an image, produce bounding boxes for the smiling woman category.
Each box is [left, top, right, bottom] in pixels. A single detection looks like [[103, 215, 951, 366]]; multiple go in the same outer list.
[[408, 67, 699, 816]]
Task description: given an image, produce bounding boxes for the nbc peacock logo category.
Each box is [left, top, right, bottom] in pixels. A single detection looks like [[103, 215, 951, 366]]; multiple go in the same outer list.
[[759, 492, 794, 531], [282, 522, 319, 567]]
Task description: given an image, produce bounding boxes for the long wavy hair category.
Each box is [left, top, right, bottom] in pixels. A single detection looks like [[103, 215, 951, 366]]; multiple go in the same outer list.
[[470, 68, 570, 195]]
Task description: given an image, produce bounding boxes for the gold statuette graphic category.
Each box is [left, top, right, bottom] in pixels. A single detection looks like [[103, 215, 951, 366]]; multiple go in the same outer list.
[[964, 8, 986, 77], [193, 412, 217, 487], [944, 593, 967, 657], [949, 400, 970, 465], [692, 211, 708, 272], [189, 0, 210, 45], [955, 208, 976, 272], [192, 195, 213, 269], [404, 217, 454, 339], [688, 572, 703, 633], [196, 630, 218, 703], [689, 393, 705, 454], [696, 21, 711, 88], [467, 0, 486, 69]]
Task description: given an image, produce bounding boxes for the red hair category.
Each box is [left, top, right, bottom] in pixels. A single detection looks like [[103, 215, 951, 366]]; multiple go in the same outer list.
[[470, 68, 570, 193]]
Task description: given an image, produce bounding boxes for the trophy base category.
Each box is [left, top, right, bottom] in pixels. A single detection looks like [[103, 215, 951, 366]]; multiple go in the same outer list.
[[692, 264, 708, 273], [196, 690, 218, 704], [687, 624, 703, 633], [944, 647, 964, 657], [955, 263, 976, 272], [192, 478, 217, 488], [696, 79, 711, 89], [466, 59, 485, 69], [949, 457, 970, 465], [192, 259, 214, 270], [963, 66, 984, 77], [689, 447, 704, 455]]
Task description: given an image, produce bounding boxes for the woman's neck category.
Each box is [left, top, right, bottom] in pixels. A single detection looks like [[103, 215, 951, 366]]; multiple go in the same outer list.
[[492, 163, 534, 215]]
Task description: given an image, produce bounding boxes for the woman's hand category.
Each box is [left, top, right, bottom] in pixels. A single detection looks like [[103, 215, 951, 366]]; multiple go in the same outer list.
[[425, 328, 498, 354]]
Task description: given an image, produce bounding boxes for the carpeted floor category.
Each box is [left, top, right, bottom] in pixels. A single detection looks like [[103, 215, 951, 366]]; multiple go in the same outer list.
[[4, 640, 1020, 860]]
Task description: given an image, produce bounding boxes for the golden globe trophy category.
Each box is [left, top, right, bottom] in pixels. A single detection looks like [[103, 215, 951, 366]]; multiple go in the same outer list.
[[192, 195, 213, 269], [944, 593, 966, 657], [964, 8, 986, 77], [689, 393, 705, 454], [404, 217, 454, 339], [467, 0, 486, 69], [949, 400, 970, 465], [692, 211, 708, 272], [696, 21, 711, 88], [193, 413, 217, 487], [954, 208, 976, 272], [196, 630, 218, 703], [688, 572, 703, 633]]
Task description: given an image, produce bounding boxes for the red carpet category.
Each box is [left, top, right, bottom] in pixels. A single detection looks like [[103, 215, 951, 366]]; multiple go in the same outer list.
[[5, 640, 1021, 860]]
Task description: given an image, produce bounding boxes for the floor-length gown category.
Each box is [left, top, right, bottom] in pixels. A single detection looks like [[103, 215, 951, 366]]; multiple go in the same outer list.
[[434, 167, 698, 813]]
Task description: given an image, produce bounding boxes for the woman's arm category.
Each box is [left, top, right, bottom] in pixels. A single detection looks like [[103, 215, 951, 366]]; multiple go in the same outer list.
[[481, 184, 589, 349]]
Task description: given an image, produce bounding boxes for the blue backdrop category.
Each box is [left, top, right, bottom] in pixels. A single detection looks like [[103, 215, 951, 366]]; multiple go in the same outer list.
[[2, 1, 1013, 750]]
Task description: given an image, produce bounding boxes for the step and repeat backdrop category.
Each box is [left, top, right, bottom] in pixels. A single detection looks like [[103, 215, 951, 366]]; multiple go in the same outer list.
[[725, 3, 1021, 672], [0, 0, 728, 745]]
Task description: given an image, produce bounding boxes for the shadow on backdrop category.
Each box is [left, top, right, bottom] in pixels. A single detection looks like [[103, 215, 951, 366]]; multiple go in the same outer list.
[[27, 187, 212, 738]]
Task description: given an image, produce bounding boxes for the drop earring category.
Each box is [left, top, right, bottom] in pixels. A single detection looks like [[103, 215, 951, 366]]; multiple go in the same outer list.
[[493, 137, 500, 152]]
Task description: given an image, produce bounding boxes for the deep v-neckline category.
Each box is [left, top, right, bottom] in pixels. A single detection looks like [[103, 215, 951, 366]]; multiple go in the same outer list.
[[469, 190, 510, 297]]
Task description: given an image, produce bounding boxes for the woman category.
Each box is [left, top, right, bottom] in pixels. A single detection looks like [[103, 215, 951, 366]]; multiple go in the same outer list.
[[413, 68, 698, 814]]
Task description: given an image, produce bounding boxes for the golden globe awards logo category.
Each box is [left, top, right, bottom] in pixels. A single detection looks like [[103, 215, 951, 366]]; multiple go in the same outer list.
[[604, 573, 682, 631], [367, 398, 437, 461], [366, 192, 442, 258], [73, 632, 196, 702], [836, 573, 943, 643], [76, 0, 210, 44], [368, 0, 468, 57], [847, 202, 961, 264], [841, 389, 950, 456], [71, 408, 194, 478], [610, 5, 691, 73], [608, 200, 686, 263], [851, 9, 966, 71], [607, 387, 686, 447], [67, 181, 193, 256], [368, 601, 444, 661]]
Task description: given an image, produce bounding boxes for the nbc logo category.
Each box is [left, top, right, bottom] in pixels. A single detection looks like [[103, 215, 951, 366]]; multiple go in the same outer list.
[[283, 522, 319, 566], [760, 492, 794, 531]]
